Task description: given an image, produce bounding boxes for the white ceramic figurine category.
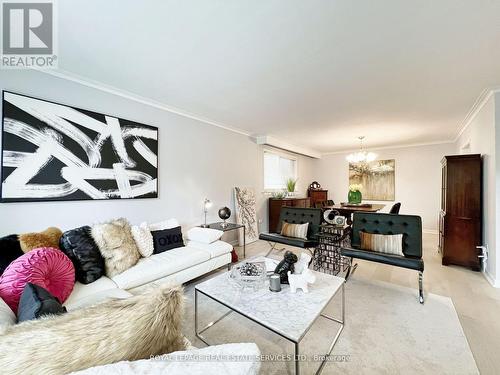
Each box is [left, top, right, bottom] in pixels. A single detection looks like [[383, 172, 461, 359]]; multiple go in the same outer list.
[[288, 269, 316, 293]]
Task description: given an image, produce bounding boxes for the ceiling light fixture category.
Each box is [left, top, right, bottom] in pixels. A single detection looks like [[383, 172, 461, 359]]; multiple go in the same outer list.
[[346, 136, 377, 163]]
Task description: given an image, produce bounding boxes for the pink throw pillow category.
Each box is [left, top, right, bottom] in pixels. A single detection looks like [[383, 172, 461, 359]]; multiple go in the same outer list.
[[0, 247, 75, 313]]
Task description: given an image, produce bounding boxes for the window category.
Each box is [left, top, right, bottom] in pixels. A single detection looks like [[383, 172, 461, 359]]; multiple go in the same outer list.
[[263, 150, 297, 190]]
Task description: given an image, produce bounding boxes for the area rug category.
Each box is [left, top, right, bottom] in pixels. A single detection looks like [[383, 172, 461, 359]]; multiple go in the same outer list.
[[182, 275, 479, 374]]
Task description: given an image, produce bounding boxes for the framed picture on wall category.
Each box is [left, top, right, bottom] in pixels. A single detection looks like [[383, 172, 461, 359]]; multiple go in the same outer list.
[[349, 159, 395, 201], [1, 91, 159, 202]]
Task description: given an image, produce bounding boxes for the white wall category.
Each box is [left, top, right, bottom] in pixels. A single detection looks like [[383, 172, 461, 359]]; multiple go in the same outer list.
[[455, 93, 498, 286], [314, 143, 455, 232], [0, 70, 313, 238]]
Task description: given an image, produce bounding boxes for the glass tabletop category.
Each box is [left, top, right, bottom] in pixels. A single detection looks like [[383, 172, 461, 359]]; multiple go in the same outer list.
[[203, 222, 244, 231]]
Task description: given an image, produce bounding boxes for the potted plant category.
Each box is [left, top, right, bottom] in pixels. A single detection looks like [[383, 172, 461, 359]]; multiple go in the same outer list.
[[348, 184, 363, 204], [286, 178, 298, 197]]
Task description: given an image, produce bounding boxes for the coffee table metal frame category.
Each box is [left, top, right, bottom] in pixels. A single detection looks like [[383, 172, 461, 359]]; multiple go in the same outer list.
[[195, 281, 345, 375]]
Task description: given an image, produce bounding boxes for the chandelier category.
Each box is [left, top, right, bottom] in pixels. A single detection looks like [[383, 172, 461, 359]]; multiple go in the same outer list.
[[346, 136, 377, 163]]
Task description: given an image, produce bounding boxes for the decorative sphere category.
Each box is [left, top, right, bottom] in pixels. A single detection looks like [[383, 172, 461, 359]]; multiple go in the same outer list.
[[218, 207, 231, 220]]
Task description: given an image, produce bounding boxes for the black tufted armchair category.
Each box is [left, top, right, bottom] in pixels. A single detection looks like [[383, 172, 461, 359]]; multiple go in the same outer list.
[[341, 212, 425, 303], [259, 207, 322, 256]]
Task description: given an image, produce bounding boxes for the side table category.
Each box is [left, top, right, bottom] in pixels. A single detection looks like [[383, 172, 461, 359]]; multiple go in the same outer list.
[[200, 222, 246, 259], [312, 224, 351, 276]]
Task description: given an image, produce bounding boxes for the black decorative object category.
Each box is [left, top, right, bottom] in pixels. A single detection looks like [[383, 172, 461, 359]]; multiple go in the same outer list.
[[309, 181, 321, 190], [17, 283, 67, 323], [1, 91, 158, 202], [274, 250, 298, 284], [218, 206, 231, 228]]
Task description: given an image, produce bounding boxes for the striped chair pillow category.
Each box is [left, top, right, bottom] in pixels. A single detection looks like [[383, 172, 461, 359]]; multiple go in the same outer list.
[[359, 232, 404, 256], [281, 222, 309, 240]]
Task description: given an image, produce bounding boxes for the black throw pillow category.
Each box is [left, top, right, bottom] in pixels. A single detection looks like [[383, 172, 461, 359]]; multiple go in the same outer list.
[[0, 234, 24, 275], [17, 283, 67, 323], [59, 226, 105, 284], [151, 226, 184, 254]]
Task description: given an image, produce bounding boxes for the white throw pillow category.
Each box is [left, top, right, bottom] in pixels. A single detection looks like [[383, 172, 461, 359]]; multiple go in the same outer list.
[[148, 218, 179, 231], [0, 297, 16, 331], [187, 227, 224, 244], [131, 222, 154, 257]]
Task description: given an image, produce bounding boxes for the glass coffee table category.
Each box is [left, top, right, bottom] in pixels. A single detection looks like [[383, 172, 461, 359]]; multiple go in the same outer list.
[[195, 257, 345, 374]]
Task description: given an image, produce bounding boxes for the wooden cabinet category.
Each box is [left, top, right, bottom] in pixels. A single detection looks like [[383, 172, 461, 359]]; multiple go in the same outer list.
[[268, 198, 311, 233], [440, 154, 482, 271], [308, 189, 328, 206]]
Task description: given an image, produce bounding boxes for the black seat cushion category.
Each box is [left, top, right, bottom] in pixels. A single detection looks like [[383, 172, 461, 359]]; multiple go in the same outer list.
[[341, 247, 424, 271], [259, 233, 319, 248], [59, 226, 105, 284], [17, 283, 67, 323], [0, 234, 23, 275]]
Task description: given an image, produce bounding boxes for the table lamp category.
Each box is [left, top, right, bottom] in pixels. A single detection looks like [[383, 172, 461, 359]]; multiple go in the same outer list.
[[201, 198, 212, 228]]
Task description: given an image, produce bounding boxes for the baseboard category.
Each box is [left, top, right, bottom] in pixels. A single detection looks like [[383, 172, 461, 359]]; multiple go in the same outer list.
[[422, 229, 439, 235], [483, 270, 500, 288]]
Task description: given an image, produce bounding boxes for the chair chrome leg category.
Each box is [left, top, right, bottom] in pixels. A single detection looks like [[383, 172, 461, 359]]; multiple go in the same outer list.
[[418, 271, 424, 304], [344, 258, 358, 281], [265, 242, 286, 257]]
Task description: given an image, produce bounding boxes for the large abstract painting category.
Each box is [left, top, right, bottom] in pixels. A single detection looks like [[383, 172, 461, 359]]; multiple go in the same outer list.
[[349, 159, 395, 201], [234, 187, 259, 245], [1, 91, 158, 202]]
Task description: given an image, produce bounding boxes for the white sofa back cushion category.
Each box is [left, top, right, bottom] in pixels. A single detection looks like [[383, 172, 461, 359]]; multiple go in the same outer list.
[[148, 218, 179, 231], [0, 297, 16, 331], [186, 227, 224, 244]]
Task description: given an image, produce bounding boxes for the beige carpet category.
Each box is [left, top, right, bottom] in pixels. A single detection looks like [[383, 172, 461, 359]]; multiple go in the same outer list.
[[182, 274, 479, 374]]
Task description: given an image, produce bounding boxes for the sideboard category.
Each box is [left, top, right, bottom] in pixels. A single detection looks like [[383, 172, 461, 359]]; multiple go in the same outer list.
[[268, 197, 311, 233]]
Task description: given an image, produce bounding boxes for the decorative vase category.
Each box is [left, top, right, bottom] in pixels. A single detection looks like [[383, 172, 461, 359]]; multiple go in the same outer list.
[[348, 190, 362, 204]]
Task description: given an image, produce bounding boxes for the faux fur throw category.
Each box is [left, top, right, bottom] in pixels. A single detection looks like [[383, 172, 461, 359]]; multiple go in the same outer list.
[[91, 218, 141, 277], [0, 284, 186, 375], [19, 227, 63, 253]]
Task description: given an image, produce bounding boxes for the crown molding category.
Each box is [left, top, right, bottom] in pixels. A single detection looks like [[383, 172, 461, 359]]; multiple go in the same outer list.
[[34, 68, 253, 137], [321, 139, 454, 156], [454, 87, 500, 142], [256, 136, 322, 159]]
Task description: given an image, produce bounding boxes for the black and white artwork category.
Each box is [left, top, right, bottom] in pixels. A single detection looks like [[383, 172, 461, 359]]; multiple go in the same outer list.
[[1, 91, 158, 202]]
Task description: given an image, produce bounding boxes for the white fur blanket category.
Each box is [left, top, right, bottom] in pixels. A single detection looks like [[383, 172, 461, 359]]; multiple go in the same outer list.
[[72, 343, 261, 375]]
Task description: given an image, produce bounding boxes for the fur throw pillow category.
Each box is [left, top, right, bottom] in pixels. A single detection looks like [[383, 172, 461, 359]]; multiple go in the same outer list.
[[91, 218, 140, 277], [0, 284, 186, 374], [19, 227, 63, 253], [131, 222, 154, 257]]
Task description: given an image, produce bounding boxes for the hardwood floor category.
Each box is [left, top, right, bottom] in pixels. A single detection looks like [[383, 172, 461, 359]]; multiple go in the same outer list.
[[235, 233, 500, 375]]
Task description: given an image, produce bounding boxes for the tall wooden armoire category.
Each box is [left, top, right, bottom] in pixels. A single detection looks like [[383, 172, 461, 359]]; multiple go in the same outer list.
[[439, 154, 482, 271]]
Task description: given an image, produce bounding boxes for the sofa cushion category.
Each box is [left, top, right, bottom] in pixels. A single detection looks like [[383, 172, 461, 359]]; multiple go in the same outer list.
[[59, 226, 105, 284], [19, 227, 63, 253], [148, 218, 179, 231], [64, 288, 132, 311], [17, 283, 67, 323], [0, 297, 15, 330], [91, 218, 141, 277], [186, 240, 233, 258], [280, 221, 309, 240], [111, 246, 210, 290], [0, 234, 23, 275], [131, 222, 154, 257], [151, 226, 184, 254], [186, 227, 223, 244], [0, 247, 75, 313], [63, 276, 118, 308], [71, 343, 261, 375]]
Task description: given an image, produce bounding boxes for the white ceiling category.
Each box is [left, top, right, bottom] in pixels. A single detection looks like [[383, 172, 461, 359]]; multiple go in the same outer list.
[[56, 0, 500, 153]]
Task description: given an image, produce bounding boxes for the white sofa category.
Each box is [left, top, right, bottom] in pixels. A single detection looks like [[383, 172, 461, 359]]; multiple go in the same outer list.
[[64, 239, 232, 310]]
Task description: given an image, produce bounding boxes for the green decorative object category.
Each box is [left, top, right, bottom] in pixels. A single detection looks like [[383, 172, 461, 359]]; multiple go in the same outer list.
[[348, 184, 362, 204]]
